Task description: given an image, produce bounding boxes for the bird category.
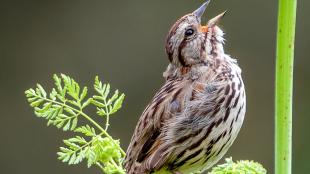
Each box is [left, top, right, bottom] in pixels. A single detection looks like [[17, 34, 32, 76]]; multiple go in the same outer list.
[[125, 1, 246, 173]]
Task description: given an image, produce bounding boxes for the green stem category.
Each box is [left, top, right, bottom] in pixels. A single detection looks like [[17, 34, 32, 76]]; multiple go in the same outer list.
[[275, 0, 297, 174], [75, 107, 126, 156], [96, 162, 105, 171], [110, 159, 121, 169], [104, 99, 110, 131]]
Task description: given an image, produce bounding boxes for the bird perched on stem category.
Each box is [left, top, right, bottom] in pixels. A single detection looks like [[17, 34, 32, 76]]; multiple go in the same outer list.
[[125, 1, 246, 173]]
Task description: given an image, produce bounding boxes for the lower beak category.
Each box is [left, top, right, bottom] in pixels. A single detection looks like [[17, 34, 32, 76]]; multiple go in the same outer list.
[[207, 11, 227, 27], [200, 11, 226, 33]]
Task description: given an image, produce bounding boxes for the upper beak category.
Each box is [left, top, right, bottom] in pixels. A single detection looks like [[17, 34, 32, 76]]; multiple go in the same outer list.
[[193, 0, 211, 21]]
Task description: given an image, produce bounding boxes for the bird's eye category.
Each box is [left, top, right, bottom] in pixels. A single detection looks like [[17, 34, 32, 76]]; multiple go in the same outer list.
[[185, 28, 194, 36]]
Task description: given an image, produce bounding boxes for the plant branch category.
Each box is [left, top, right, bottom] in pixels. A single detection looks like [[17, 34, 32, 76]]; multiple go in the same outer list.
[[34, 94, 126, 156]]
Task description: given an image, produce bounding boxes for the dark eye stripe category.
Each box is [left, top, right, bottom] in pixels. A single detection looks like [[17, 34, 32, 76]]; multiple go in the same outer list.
[[178, 39, 188, 66]]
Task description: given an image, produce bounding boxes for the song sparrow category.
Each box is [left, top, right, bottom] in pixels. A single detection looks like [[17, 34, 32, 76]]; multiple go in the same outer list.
[[125, 1, 246, 173]]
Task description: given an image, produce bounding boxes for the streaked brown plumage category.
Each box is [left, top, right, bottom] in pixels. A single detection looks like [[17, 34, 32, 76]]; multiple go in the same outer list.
[[125, 1, 246, 173]]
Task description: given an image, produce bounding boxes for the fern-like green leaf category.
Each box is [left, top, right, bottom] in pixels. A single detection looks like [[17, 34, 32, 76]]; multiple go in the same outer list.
[[75, 125, 97, 137], [26, 74, 127, 173], [111, 94, 125, 114]]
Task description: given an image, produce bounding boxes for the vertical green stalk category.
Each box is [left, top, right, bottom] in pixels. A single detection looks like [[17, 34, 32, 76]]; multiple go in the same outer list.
[[275, 0, 297, 174]]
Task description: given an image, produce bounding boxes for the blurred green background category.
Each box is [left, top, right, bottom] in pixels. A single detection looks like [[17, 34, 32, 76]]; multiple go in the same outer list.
[[0, 0, 309, 173]]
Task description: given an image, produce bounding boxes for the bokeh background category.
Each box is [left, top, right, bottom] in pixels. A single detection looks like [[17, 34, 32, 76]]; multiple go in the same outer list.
[[0, 0, 309, 173]]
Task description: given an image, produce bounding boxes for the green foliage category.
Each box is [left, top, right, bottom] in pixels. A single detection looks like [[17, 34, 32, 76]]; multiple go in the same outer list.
[[25, 74, 126, 174], [153, 158, 266, 174], [208, 158, 267, 174]]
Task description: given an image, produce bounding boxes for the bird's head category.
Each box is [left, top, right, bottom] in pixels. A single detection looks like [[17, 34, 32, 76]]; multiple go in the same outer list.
[[165, 0, 226, 67]]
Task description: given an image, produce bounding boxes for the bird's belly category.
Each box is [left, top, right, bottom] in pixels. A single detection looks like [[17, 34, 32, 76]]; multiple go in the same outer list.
[[176, 102, 246, 173]]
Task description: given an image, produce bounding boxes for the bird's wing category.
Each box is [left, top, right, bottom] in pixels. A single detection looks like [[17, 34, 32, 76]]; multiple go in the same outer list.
[[125, 77, 191, 173], [142, 80, 228, 171]]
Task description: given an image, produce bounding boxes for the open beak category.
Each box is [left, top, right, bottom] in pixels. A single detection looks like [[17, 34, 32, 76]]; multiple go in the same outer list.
[[193, 1, 226, 32]]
